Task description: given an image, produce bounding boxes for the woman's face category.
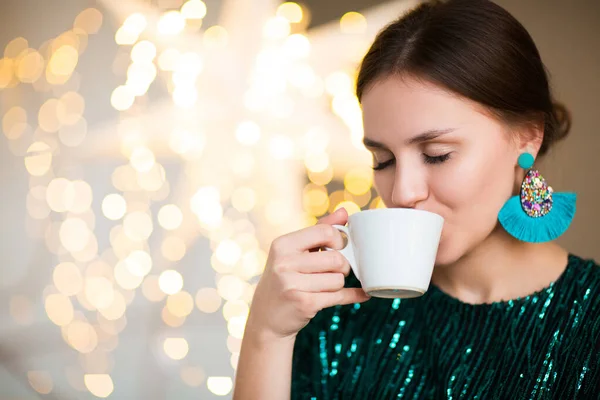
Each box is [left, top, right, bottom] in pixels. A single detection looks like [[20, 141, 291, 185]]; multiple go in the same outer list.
[[361, 76, 529, 266]]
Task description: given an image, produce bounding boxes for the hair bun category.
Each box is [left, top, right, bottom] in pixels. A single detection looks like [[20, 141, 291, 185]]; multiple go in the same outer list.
[[551, 101, 572, 142]]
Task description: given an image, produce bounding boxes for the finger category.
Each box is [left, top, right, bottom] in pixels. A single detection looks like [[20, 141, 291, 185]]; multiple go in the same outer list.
[[283, 250, 350, 275], [292, 272, 346, 293], [318, 288, 371, 309], [276, 223, 346, 254], [317, 207, 348, 226], [309, 208, 349, 253]]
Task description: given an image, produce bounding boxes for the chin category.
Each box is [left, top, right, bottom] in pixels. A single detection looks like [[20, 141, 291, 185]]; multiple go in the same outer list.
[[433, 236, 465, 268]]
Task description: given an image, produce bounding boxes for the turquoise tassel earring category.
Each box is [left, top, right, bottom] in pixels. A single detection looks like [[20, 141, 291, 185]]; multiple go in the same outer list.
[[498, 152, 577, 243]]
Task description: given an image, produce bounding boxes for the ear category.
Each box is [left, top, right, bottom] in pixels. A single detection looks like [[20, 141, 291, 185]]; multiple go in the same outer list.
[[515, 118, 544, 159]]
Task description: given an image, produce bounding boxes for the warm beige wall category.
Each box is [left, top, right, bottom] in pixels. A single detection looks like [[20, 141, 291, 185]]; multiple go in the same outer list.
[[494, 0, 600, 260]]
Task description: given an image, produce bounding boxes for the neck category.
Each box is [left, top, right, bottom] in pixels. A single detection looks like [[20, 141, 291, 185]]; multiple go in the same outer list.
[[431, 225, 569, 304]]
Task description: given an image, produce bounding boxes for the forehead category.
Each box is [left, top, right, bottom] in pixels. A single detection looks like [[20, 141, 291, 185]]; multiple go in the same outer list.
[[360, 76, 495, 139]]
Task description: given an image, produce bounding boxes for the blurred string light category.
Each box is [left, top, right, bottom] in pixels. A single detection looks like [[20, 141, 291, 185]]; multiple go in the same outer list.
[[1, 0, 385, 397]]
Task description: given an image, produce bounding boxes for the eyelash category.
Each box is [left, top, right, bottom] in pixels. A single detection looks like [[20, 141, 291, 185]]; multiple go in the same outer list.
[[372, 153, 452, 171]]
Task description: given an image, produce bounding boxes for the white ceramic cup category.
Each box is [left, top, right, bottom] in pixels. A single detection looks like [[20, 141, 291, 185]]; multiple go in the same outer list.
[[329, 208, 444, 299]]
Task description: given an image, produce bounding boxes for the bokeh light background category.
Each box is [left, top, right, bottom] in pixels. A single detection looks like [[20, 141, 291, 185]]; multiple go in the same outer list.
[[2, 0, 599, 398], [0, 0, 418, 398]]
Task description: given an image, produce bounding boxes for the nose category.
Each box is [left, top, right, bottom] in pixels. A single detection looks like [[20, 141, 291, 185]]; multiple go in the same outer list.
[[390, 162, 429, 208]]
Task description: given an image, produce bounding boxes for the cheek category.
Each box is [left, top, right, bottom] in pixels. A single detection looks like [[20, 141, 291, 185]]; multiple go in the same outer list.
[[433, 145, 516, 212]]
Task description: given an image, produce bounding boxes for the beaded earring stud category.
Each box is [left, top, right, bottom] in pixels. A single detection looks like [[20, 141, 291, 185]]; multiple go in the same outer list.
[[498, 152, 577, 242]]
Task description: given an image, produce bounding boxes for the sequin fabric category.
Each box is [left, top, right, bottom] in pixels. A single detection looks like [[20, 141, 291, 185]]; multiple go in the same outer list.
[[291, 254, 600, 399]]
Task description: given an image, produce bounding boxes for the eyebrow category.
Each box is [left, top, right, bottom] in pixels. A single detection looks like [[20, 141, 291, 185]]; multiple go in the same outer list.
[[362, 128, 456, 149]]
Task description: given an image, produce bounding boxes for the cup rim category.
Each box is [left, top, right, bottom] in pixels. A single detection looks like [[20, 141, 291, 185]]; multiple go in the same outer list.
[[349, 207, 443, 220]]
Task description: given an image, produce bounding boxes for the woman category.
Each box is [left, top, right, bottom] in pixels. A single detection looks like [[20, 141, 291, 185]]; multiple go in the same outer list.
[[234, 0, 600, 398]]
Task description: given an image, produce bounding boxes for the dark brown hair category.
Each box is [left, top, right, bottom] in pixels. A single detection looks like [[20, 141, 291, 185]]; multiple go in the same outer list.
[[356, 0, 571, 156]]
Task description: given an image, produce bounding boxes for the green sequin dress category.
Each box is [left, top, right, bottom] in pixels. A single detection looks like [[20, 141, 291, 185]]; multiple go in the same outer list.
[[291, 254, 600, 399]]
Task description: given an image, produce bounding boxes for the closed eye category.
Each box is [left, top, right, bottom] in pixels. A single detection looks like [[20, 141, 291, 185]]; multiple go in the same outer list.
[[371, 153, 452, 171]]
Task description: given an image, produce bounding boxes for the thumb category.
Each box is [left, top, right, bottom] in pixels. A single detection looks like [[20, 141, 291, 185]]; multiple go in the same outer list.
[[317, 207, 348, 226]]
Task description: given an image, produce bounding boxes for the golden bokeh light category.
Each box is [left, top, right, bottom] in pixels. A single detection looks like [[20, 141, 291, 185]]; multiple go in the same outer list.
[[162, 306, 186, 327], [235, 120, 261, 146], [114, 259, 144, 290], [74, 8, 104, 35], [27, 371, 53, 395], [5, 37, 28, 58], [116, 13, 146, 45], [16, 50, 44, 83], [283, 34, 310, 58], [163, 337, 189, 360], [131, 40, 156, 63], [166, 290, 194, 318], [158, 48, 181, 71], [370, 196, 386, 209], [325, 71, 353, 96], [304, 151, 330, 173], [181, 0, 207, 20], [161, 236, 187, 262], [195, 287, 222, 313], [69, 180, 93, 213], [38, 98, 61, 132], [344, 167, 373, 195], [277, 2, 303, 23], [142, 275, 166, 302], [222, 300, 249, 322], [84, 374, 114, 398], [217, 275, 246, 302], [207, 376, 233, 396], [53, 262, 83, 296], [24, 142, 52, 176], [227, 315, 247, 339], [47, 45, 79, 84], [158, 204, 183, 230], [269, 135, 295, 160], [173, 85, 198, 108], [263, 16, 291, 39], [0, 58, 15, 89], [334, 200, 361, 216], [84, 276, 115, 310], [129, 146, 155, 172], [98, 290, 127, 320], [122, 211, 153, 242], [159, 270, 184, 295], [158, 11, 185, 35], [203, 26, 228, 48], [231, 187, 257, 213], [340, 11, 368, 34], [59, 117, 87, 147], [58, 91, 85, 125], [45, 293, 74, 326], [124, 250, 152, 277], [303, 184, 330, 217], [215, 240, 242, 266], [180, 365, 205, 387], [60, 217, 91, 253], [46, 177, 74, 212], [3, 106, 27, 139], [110, 85, 135, 111], [66, 319, 98, 353], [227, 336, 242, 353], [102, 193, 127, 221], [307, 165, 334, 186], [190, 186, 223, 228]]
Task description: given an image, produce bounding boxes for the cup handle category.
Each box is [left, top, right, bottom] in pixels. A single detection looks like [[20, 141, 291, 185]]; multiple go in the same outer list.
[[325, 224, 360, 282]]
